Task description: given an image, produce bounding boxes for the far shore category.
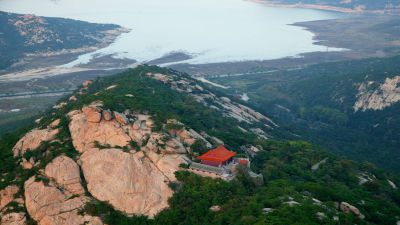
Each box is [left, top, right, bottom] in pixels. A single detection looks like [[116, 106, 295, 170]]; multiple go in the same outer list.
[[248, 0, 392, 14]]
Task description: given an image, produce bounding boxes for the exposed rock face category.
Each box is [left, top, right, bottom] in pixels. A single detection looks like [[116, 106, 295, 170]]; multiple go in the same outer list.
[[165, 123, 199, 146], [354, 76, 400, 111], [340, 202, 364, 219], [45, 156, 85, 195], [1, 212, 27, 225], [24, 176, 102, 225], [81, 149, 173, 218], [165, 138, 187, 154], [358, 172, 375, 185], [53, 102, 67, 109], [114, 112, 128, 125], [0, 185, 19, 210], [102, 110, 113, 121], [284, 200, 300, 206], [69, 95, 77, 102], [210, 205, 221, 212], [69, 109, 132, 153], [388, 179, 397, 189], [174, 129, 196, 146], [145, 151, 188, 181], [316, 212, 326, 220], [21, 161, 33, 170], [311, 158, 328, 171], [20, 158, 37, 170], [12, 126, 59, 157], [262, 208, 274, 214], [106, 85, 117, 90], [82, 106, 102, 123], [67, 104, 193, 217], [145, 72, 276, 131], [66, 103, 195, 217], [82, 80, 92, 88], [49, 119, 61, 128]]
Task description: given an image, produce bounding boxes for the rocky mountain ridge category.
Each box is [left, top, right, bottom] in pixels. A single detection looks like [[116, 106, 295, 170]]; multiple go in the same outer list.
[[0, 65, 276, 224], [0, 65, 399, 225]]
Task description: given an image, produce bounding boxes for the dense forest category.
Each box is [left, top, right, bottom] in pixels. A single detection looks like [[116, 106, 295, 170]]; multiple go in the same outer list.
[[0, 65, 399, 224], [211, 55, 400, 174]]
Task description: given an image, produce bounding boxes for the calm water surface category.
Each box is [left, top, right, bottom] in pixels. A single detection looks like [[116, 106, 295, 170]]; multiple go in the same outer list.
[[1, 0, 344, 65]]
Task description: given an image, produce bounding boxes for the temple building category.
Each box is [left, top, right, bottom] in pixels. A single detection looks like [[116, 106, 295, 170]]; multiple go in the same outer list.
[[198, 145, 236, 167]]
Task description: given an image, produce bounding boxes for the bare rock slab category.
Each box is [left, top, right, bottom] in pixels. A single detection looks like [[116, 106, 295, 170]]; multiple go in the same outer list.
[[81, 149, 173, 218], [45, 156, 85, 195], [12, 127, 59, 157], [0, 185, 19, 210], [24, 176, 102, 225]]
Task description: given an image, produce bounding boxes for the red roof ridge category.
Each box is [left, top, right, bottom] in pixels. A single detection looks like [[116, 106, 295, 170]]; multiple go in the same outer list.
[[198, 145, 236, 162]]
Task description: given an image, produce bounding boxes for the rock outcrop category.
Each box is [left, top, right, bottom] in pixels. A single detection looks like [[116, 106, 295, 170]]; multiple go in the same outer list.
[[68, 108, 132, 153], [82, 106, 102, 123], [209, 205, 221, 212], [67, 103, 192, 217], [24, 176, 102, 225], [102, 110, 113, 121], [354, 76, 400, 111], [0, 185, 19, 210], [82, 80, 92, 88], [45, 156, 85, 195], [12, 126, 59, 157], [1, 212, 27, 225], [145, 150, 188, 181], [114, 112, 128, 125], [340, 202, 364, 219], [69, 95, 77, 102], [145, 72, 276, 132], [53, 102, 67, 109], [49, 119, 61, 128], [21, 158, 34, 170], [81, 149, 173, 218], [388, 179, 397, 189]]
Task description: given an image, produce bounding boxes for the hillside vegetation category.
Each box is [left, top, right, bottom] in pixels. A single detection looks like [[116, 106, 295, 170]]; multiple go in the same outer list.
[[211, 55, 400, 173], [0, 65, 399, 224]]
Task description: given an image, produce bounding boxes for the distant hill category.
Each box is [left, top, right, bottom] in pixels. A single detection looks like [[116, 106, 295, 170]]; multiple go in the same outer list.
[[262, 0, 400, 13], [0, 65, 399, 224], [0, 11, 126, 70]]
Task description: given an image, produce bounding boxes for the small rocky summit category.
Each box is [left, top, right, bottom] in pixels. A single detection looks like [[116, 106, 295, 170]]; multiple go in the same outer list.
[[67, 102, 190, 217]]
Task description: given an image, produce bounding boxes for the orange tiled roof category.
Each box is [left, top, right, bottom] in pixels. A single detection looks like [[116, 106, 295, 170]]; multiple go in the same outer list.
[[198, 145, 236, 163], [239, 159, 249, 165]]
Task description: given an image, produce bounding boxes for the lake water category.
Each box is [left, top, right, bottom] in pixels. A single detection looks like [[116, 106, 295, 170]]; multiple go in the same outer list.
[[1, 0, 344, 66]]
